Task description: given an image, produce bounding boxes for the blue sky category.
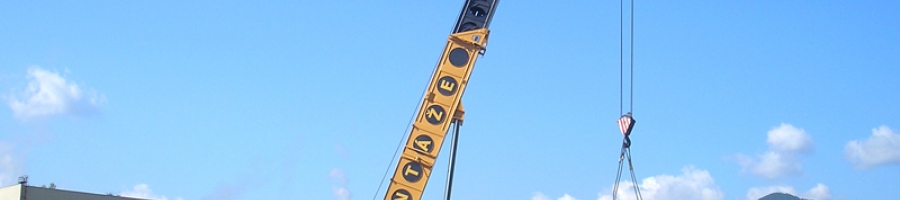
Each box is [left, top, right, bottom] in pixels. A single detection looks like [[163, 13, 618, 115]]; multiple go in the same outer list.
[[1, 1, 898, 200]]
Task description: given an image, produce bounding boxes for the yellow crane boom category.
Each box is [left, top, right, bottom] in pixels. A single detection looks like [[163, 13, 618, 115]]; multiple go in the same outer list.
[[383, 1, 498, 200]]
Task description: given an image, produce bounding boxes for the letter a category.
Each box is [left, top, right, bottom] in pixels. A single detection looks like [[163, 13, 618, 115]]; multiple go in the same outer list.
[[415, 140, 432, 152]]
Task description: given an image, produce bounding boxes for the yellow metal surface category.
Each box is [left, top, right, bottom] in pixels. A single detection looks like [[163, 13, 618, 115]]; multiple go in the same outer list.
[[383, 28, 489, 200], [453, 102, 465, 124], [384, 183, 423, 200]]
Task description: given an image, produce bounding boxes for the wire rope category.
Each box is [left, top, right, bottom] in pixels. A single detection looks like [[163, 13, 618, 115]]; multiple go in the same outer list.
[[612, 0, 641, 200], [612, 145, 626, 200], [619, 0, 624, 115], [629, 0, 635, 113], [627, 149, 644, 200]]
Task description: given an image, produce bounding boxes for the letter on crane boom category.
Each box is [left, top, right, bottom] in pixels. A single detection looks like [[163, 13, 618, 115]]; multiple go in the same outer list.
[[383, 1, 498, 200]]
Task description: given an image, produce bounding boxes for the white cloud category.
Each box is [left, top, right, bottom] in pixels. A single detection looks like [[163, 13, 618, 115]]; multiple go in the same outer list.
[[532, 193, 551, 200], [7, 66, 105, 120], [0, 142, 22, 186], [733, 124, 813, 179], [120, 184, 183, 200], [746, 183, 831, 200], [845, 125, 900, 169], [559, 194, 577, 200], [330, 168, 350, 200], [734, 152, 800, 179], [767, 124, 814, 153], [597, 166, 724, 200], [532, 193, 577, 200], [806, 183, 832, 200], [333, 187, 350, 200]]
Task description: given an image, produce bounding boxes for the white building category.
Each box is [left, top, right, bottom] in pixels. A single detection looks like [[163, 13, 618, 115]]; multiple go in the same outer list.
[[0, 183, 147, 200]]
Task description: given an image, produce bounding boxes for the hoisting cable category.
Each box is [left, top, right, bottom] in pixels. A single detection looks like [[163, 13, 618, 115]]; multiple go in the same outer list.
[[618, 0, 624, 115], [629, 0, 635, 114], [611, 0, 642, 199]]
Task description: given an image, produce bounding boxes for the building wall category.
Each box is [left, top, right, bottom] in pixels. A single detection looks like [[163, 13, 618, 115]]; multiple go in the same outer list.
[[25, 187, 146, 200], [0, 184, 147, 200], [0, 184, 21, 200]]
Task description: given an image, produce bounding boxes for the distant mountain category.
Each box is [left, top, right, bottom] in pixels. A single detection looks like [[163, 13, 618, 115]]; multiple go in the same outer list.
[[759, 192, 806, 200]]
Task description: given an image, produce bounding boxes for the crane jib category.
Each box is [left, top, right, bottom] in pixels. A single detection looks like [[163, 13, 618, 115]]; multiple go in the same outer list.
[[381, 1, 499, 200], [382, 29, 490, 200], [453, 0, 499, 34]]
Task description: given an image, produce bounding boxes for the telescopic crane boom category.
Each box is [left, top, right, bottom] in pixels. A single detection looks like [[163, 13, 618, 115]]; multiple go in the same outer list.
[[383, 1, 499, 200]]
